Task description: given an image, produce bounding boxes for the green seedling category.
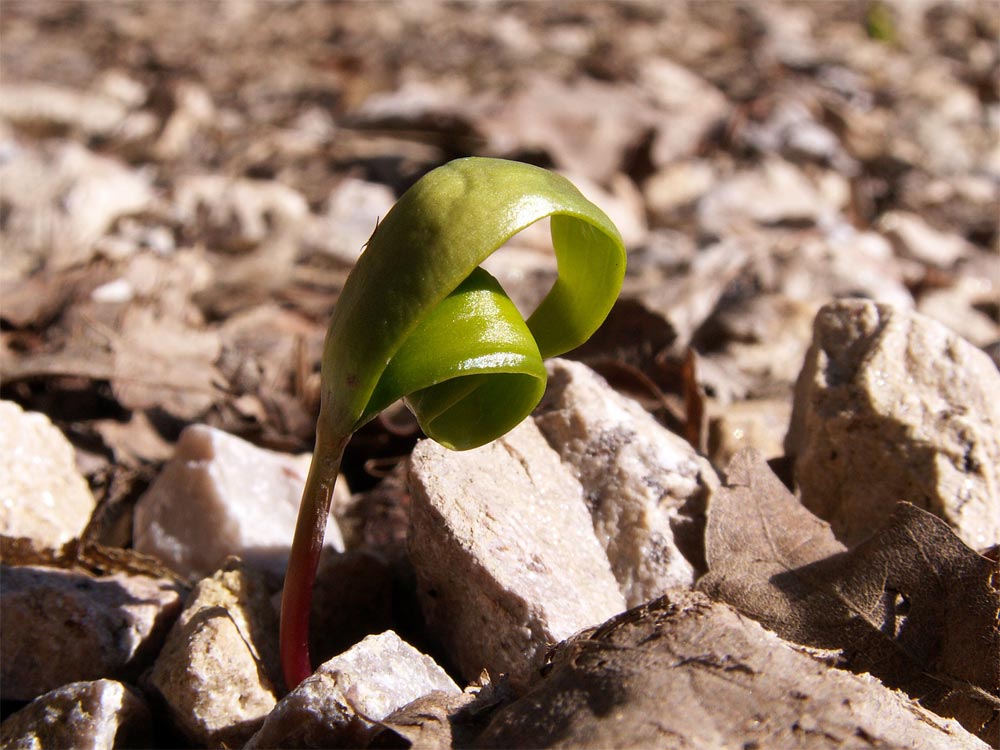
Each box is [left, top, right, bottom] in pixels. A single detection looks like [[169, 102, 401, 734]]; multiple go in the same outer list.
[[280, 157, 626, 689]]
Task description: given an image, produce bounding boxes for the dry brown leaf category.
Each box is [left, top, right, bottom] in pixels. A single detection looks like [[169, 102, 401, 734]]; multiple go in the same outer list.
[[369, 677, 515, 750], [368, 690, 478, 750], [0, 534, 192, 588], [473, 590, 987, 749], [91, 411, 174, 468], [681, 347, 707, 453], [0, 266, 114, 329], [699, 449, 1000, 742], [111, 305, 224, 420], [0, 346, 117, 384], [478, 76, 657, 184]]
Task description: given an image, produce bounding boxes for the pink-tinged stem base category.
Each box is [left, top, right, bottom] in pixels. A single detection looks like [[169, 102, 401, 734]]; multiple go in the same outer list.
[[280, 431, 347, 690]]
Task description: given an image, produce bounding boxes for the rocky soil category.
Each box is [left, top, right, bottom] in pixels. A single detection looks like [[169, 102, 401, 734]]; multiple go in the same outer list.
[[1, 2, 998, 748]]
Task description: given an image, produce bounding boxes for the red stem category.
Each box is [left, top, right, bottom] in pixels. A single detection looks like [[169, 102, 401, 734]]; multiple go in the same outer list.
[[280, 428, 347, 690]]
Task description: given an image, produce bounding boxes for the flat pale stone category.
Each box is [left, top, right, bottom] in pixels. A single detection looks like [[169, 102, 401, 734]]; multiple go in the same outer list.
[[148, 560, 279, 748], [535, 359, 717, 604], [0, 400, 97, 548], [134, 424, 345, 578], [408, 420, 626, 688], [0, 565, 182, 700], [0, 679, 151, 750], [786, 299, 1000, 548], [245, 631, 460, 749]]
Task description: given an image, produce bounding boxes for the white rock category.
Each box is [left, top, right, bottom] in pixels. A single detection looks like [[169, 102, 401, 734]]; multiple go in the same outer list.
[[149, 560, 279, 748], [134, 424, 345, 578], [90, 277, 136, 304], [95, 70, 148, 108], [786, 299, 1000, 549], [0, 680, 151, 750], [245, 631, 460, 749], [352, 77, 474, 129], [408, 420, 626, 689], [917, 266, 1000, 348], [534, 360, 716, 605], [480, 76, 657, 184], [0, 566, 182, 700], [0, 400, 97, 548], [918, 286, 1000, 349], [741, 96, 852, 170]]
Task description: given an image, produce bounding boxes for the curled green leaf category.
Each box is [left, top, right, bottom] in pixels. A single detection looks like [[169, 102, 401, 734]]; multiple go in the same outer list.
[[281, 157, 626, 688], [321, 156, 626, 449]]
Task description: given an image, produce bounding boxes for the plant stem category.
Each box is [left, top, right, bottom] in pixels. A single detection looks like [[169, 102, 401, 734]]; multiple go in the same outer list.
[[280, 425, 348, 690]]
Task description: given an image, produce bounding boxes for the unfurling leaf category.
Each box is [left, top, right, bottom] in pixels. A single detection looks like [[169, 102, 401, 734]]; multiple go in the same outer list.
[[320, 156, 626, 450], [281, 157, 626, 689]]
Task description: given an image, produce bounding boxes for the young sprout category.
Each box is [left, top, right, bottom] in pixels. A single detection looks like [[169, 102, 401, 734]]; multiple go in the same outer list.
[[280, 157, 626, 689]]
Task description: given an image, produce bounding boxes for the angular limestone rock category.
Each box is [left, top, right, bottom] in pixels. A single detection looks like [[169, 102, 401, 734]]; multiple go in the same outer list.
[[148, 559, 279, 748], [245, 631, 460, 749], [786, 299, 1000, 548], [408, 420, 626, 688], [134, 424, 345, 578], [474, 591, 989, 750], [0, 679, 152, 750], [0, 565, 182, 700], [535, 359, 717, 602], [0, 400, 97, 548]]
